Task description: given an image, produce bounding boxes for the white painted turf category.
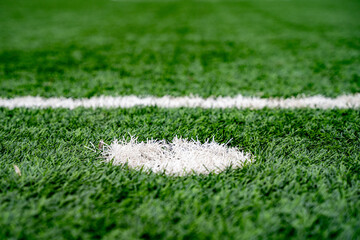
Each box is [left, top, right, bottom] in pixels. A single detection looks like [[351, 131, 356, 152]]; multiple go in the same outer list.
[[1, 94, 359, 109], [97, 136, 253, 176]]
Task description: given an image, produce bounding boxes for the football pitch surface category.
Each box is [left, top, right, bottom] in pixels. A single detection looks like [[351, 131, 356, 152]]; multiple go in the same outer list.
[[1, 0, 360, 239]]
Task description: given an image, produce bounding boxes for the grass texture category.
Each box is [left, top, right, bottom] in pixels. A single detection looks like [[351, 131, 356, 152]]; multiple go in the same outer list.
[[1, 0, 360, 239], [1, 107, 360, 239], [0, 0, 360, 98]]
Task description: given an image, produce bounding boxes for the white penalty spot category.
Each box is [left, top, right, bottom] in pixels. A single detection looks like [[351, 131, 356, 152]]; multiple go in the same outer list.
[[96, 136, 253, 176]]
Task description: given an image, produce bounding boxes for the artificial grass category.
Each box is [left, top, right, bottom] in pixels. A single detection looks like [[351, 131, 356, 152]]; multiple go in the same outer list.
[[1, 0, 360, 98], [1, 107, 359, 239], [1, 0, 360, 239]]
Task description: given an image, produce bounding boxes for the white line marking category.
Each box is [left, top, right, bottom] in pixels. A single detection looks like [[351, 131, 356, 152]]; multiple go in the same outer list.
[[0, 95, 359, 109], [97, 136, 253, 176]]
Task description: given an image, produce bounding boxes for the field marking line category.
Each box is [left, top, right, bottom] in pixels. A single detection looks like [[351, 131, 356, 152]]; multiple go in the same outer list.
[[0, 94, 359, 109], [97, 136, 253, 176]]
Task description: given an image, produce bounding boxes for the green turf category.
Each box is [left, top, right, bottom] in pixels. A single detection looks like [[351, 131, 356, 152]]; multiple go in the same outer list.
[[1, 0, 360, 98], [1, 0, 360, 239], [1, 107, 360, 239]]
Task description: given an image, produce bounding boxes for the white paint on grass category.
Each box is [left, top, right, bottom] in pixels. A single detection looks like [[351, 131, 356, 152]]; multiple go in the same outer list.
[[99, 136, 253, 176], [0, 94, 359, 109]]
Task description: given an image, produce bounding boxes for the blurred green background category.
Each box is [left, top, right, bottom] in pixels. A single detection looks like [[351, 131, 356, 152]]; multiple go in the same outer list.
[[1, 0, 359, 98]]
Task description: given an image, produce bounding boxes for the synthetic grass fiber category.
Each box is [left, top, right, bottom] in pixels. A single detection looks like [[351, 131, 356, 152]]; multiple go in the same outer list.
[[1, 0, 359, 98], [1, 0, 360, 239], [1, 108, 360, 239]]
